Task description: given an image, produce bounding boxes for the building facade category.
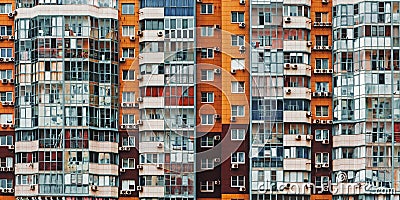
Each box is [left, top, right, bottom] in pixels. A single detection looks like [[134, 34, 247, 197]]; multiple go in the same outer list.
[[0, 0, 399, 200]]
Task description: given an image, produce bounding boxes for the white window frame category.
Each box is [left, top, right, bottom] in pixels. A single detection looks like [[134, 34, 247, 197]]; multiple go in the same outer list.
[[201, 92, 214, 103], [122, 158, 135, 169], [231, 176, 245, 187], [231, 105, 245, 117], [121, 4, 135, 14], [122, 92, 135, 103], [316, 82, 329, 92], [122, 136, 135, 147], [0, 92, 12, 102], [121, 180, 135, 191], [122, 114, 135, 125], [122, 70, 135, 81], [315, 176, 329, 187], [0, 48, 13, 58], [231, 35, 245, 46], [200, 181, 214, 192], [0, 26, 12, 36], [231, 58, 245, 70], [0, 4, 12, 14], [201, 70, 214, 81], [231, 12, 245, 23], [200, 4, 213, 14], [231, 129, 245, 140], [122, 48, 135, 58], [201, 136, 214, 148], [316, 35, 329, 46], [201, 48, 214, 59], [201, 114, 214, 125], [231, 152, 245, 164], [200, 158, 214, 169], [315, 58, 329, 69], [316, 152, 329, 164], [201, 26, 214, 37], [122, 26, 135, 36], [315, 129, 329, 141], [231, 81, 245, 93], [316, 106, 329, 117]]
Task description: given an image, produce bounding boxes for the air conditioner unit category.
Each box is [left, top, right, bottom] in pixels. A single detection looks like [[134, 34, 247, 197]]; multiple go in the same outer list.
[[284, 17, 291, 23], [214, 158, 221, 162], [314, 69, 321, 73], [327, 120, 333, 124], [6, 167, 13, 171], [231, 69, 237, 74], [328, 69, 333, 73], [137, 186, 143, 191], [119, 57, 126, 62], [239, 45, 246, 51], [137, 31, 143, 36], [322, 0, 329, 4], [214, 68, 221, 74], [314, 119, 320, 124], [137, 120, 143, 125], [322, 139, 329, 144], [231, 163, 239, 169], [326, 46, 332, 50], [239, 187, 246, 192], [214, 24, 221, 29], [292, 64, 298, 69], [239, 0, 245, 4], [123, 147, 131, 151], [8, 36, 14, 40], [2, 124, 8, 128], [137, 75, 143, 80], [196, 0, 202, 2], [157, 143, 163, 148], [120, 125, 126, 129], [214, 47, 221, 52], [238, 22, 246, 28], [134, 103, 139, 108], [8, 79, 14, 83], [214, 180, 221, 185], [120, 168, 126, 172], [322, 69, 328, 73], [307, 41, 313, 46], [9, 102, 13, 106], [286, 89, 291, 94], [323, 92, 329, 97], [157, 31, 163, 37], [156, 163, 163, 169], [129, 35, 135, 41], [0, 167, 5, 171], [321, 120, 327, 124], [8, 13, 14, 18], [284, 183, 291, 189], [230, 116, 236, 122], [0, 36, 3, 41], [306, 135, 313, 140], [214, 135, 221, 141], [313, 22, 321, 26], [137, 97, 143, 102], [120, 190, 126, 195], [91, 185, 98, 191], [30, 185, 35, 190], [315, 164, 322, 168], [284, 63, 291, 69], [214, 114, 221, 119], [312, 92, 318, 97], [8, 145, 14, 150], [322, 163, 329, 168], [2, 79, 8, 84], [295, 134, 302, 140], [137, 165, 143, 169], [306, 112, 312, 117]]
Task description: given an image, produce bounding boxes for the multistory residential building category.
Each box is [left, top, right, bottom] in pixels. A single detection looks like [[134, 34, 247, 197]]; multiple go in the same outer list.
[[0, 0, 399, 200]]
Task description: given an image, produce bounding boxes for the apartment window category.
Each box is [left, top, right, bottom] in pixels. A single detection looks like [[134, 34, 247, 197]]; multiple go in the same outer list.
[[231, 129, 245, 140], [315, 12, 328, 22], [122, 158, 135, 169], [316, 176, 329, 187], [231, 12, 244, 23], [0, 4, 12, 14], [0, 157, 12, 168], [0, 179, 12, 189], [201, 136, 214, 147], [315, 36, 328, 46], [0, 26, 12, 36], [379, 74, 385, 84], [259, 12, 271, 25], [231, 176, 245, 187], [0, 48, 12, 58], [201, 114, 214, 125], [201, 70, 214, 81], [200, 4, 213, 14], [200, 181, 214, 192], [122, 92, 135, 103], [316, 82, 329, 92], [0, 92, 12, 102], [285, 5, 309, 17], [201, 158, 214, 169], [231, 105, 245, 117], [122, 48, 135, 58], [122, 114, 135, 125], [201, 48, 214, 59], [1, 70, 12, 79], [201, 92, 214, 103], [122, 70, 135, 80], [201, 26, 213, 36], [231, 82, 245, 93], [0, 135, 12, 146], [122, 136, 135, 147], [231, 35, 245, 46], [316, 106, 329, 117], [315, 152, 329, 164], [140, 154, 164, 164], [231, 152, 245, 164], [16, 175, 36, 185], [315, 129, 329, 141], [122, 4, 135, 14], [315, 59, 329, 69], [122, 26, 135, 36], [0, 114, 12, 124], [231, 58, 245, 70], [121, 180, 135, 191]]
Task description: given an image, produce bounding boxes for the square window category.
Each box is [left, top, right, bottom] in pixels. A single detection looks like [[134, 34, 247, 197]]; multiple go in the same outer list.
[[122, 48, 135, 58], [231, 105, 245, 117], [201, 92, 214, 103], [316, 106, 329, 117], [231, 152, 245, 164], [201, 114, 214, 125], [122, 4, 135, 14], [122, 26, 135, 36], [200, 4, 213, 14], [201, 70, 214, 81], [231, 12, 245, 23], [231, 81, 245, 93], [231, 129, 245, 140]]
